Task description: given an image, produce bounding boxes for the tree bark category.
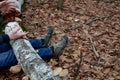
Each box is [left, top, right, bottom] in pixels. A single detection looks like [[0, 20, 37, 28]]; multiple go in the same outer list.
[[5, 22, 55, 80], [57, 0, 64, 10]]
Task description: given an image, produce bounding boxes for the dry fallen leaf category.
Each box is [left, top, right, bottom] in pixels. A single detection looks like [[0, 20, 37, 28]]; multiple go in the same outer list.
[[71, 52, 79, 60], [81, 63, 90, 71], [103, 68, 111, 74], [1, 0, 120, 80], [63, 64, 70, 68], [53, 67, 63, 76], [48, 59, 58, 66], [59, 69, 68, 77], [9, 64, 22, 74], [22, 76, 29, 80], [59, 55, 73, 63], [15, 17, 22, 22]]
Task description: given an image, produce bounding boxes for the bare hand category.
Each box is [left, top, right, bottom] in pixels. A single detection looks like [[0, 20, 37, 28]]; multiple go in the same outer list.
[[9, 27, 28, 40], [0, 0, 16, 12]]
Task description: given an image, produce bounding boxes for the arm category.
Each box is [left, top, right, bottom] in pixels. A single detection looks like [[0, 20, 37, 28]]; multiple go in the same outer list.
[[8, 27, 28, 40], [0, 0, 15, 12], [0, 27, 28, 44], [0, 34, 10, 44]]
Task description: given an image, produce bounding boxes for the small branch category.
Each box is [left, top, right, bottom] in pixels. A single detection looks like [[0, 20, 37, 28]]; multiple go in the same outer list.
[[84, 30, 100, 58], [73, 51, 83, 80], [96, 0, 120, 4], [74, 14, 113, 29], [89, 37, 100, 58], [104, 0, 120, 4], [73, 13, 114, 29]]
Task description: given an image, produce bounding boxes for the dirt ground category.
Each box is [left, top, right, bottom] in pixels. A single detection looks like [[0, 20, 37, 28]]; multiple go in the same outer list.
[[0, 0, 120, 80]]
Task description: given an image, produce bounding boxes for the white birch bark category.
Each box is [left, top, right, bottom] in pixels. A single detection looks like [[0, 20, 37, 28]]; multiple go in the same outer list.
[[5, 22, 56, 80]]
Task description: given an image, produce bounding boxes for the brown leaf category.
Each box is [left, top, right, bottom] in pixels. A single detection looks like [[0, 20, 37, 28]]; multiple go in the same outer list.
[[22, 76, 29, 80], [59, 55, 73, 63], [53, 67, 63, 76], [103, 68, 110, 74], [9, 64, 22, 74], [59, 69, 68, 77], [81, 63, 90, 71]]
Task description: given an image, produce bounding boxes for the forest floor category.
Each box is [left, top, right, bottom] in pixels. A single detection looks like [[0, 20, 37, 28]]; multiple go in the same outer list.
[[0, 0, 120, 80]]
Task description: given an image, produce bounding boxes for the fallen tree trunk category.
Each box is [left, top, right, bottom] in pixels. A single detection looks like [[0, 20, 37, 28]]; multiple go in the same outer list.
[[5, 22, 55, 80]]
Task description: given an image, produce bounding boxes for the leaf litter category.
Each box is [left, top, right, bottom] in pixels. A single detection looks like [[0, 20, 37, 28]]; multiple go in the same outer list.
[[0, 0, 120, 80]]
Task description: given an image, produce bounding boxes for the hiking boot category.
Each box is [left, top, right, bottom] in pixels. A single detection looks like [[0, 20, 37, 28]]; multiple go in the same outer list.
[[41, 26, 54, 47], [52, 35, 68, 57]]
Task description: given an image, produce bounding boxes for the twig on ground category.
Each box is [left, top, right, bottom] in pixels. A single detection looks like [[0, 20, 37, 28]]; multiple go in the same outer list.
[[96, 0, 120, 3], [104, 0, 120, 4], [73, 50, 83, 80], [84, 30, 100, 58], [66, 13, 114, 30], [89, 37, 100, 58]]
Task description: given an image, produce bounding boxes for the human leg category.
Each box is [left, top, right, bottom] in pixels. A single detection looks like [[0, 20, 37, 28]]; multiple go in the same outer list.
[[37, 35, 68, 58], [40, 26, 54, 47], [0, 50, 17, 69], [51, 35, 68, 57], [0, 26, 54, 53], [28, 26, 54, 48], [0, 39, 44, 53], [0, 38, 48, 53], [36, 47, 53, 58], [0, 39, 45, 53], [0, 43, 12, 53], [0, 47, 53, 69], [0, 35, 68, 69], [29, 39, 43, 49]]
